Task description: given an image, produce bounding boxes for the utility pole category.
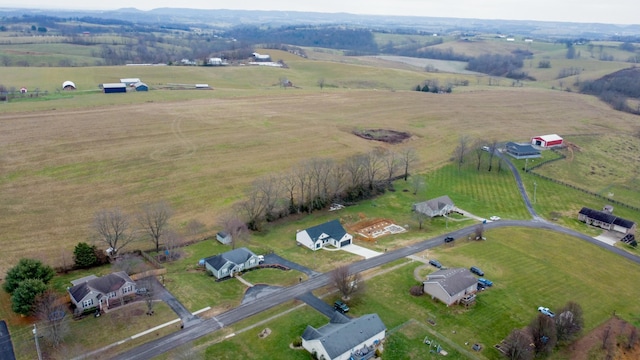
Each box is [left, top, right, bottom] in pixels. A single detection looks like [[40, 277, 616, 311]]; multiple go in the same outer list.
[[33, 324, 42, 360], [533, 181, 538, 204]]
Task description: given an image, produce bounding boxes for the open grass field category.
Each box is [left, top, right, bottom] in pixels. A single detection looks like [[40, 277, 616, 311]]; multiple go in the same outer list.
[[2, 61, 640, 277]]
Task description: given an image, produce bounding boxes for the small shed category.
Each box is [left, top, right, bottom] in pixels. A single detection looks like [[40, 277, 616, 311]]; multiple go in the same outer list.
[[531, 134, 563, 148], [134, 82, 149, 91], [195, 84, 210, 89], [62, 80, 76, 90], [103, 83, 127, 93], [216, 231, 232, 245]]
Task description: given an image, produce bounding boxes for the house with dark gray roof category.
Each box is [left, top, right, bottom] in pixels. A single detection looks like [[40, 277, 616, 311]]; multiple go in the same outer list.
[[203, 247, 263, 279], [412, 195, 455, 218], [505, 142, 541, 159], [423, 268, 478, 306], [296, 219, 353, 251], [578, 207, 636, 235], [68, 271, 136, 312], [301, 312, 386, 360]]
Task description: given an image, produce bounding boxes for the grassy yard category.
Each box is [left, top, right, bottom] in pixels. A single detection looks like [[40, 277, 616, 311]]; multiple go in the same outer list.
[[163, 226, 640, 360]]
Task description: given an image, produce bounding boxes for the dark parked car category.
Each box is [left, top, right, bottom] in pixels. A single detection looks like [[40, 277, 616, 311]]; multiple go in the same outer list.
[[444, 236, 455, 243], [334, 300, 350, 313], [429, 259, 442, 268], [470, 266, 484, 276], [478, 278, 493, 287]]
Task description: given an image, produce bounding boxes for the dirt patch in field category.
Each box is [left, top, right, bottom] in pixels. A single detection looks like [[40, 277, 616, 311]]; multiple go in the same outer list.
[[346, 218, 406, 241], [352, 128, 411, 144], [565, 316, 640, 360]]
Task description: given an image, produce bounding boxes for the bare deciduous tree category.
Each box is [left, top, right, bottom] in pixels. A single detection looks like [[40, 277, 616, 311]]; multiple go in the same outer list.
[[164, 230, 183, 262], [487, 139, 498, 171], [398, 147, 418, 181], [530, 314, 557, 355], [555, 301, 584, 342], [344, 154, 366, 188], [36, 289, 69, 348], [219, 214, 250, 249], [381, 149, 400, 183], [414, 210, 429, 230], [474, 223, 485, 240], [502, 328, 534, 360], [453, 135, 471, 170], [362, 149, 384, 190], [411, 175, 426, 196], [137, 201, 173, 253], [331, 264, 362, 301], [93, 208, 135, 257], [473, 139, 485, 171]]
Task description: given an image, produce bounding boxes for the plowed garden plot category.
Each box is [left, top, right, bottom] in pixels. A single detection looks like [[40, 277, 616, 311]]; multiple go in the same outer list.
[[347, 218, 406, 241]]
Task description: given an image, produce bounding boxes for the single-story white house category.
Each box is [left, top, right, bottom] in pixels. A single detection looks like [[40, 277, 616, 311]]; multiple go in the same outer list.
[[578, 207, 636, 235], [208, 57, 227, 66], [413, 195, 455, 218], [68, 272, 137, 312], [301, 312, 386, 360], [252, 52, 271, 61], [531, 134, 563, 147], [423, 268, 478, 306], [203, 247, 263, 279], [296, 219, 352, 251]]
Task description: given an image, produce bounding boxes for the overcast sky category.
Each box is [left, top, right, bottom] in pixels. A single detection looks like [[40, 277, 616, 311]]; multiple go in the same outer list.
[[10, 0, 639, 25]]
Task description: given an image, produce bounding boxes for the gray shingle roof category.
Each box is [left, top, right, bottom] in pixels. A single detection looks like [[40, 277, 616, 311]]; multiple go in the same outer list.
[[413, 195, 454, 214], [425, 268, 477, 296], [301, 313, 386, 359], [304, 219, 347, 241], [579, 207, 635, 229], [505, 142, 541, 156], [204, 247, 256, 270], [68, 271, 133, 302]]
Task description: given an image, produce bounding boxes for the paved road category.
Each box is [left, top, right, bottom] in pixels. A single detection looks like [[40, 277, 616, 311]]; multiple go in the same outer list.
[[114, 218, 640, 360], [113, 150, 640, 359]]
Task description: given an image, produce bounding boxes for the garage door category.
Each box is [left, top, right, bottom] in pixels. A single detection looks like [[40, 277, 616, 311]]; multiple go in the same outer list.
[[340, 239, 351, 247]]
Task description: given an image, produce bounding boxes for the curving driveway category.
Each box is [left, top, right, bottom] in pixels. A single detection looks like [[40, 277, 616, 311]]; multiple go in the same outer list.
[[112, 150, 640, 360]]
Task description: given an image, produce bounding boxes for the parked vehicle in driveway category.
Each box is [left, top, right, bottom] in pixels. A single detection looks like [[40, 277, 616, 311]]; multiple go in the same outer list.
[[470, 266, 484, 276], [444, 236, 455, 243], [429, 259, 442, 268], [477, 278, 493, 287], [334, 300, 349, 313], [538, 306, 555, 317]]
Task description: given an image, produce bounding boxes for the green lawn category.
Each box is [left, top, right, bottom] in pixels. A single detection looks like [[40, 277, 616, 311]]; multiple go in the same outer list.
[[173, 226, 640, 360]]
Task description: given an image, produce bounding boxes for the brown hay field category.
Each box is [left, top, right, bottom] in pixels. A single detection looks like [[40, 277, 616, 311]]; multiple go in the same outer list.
[[1, 86, 639, 276]]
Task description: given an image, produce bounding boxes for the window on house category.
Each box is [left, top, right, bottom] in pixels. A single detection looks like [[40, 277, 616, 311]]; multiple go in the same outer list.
[[221, 268, 227, 274], [82, 299, 94, 307], [122, 286, 133, 294], [108, 291, 116, 298]]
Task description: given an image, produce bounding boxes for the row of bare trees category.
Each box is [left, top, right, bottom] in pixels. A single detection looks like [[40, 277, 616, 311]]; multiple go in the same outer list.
[[234, 148, 418, 231], [453, 135, 503, 172], [92, 201, 174, 257]]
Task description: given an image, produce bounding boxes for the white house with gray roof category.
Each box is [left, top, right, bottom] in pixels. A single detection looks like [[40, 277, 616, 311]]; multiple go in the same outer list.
[[68, 271, 136, 312], [296, 219, 352, 251], [203, 247, 263, 279], [301, 312, 386, 360], [423, 268, 478, 306], [412, 195, 455, 218]]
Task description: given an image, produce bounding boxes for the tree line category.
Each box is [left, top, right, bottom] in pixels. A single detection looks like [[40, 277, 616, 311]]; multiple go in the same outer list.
[[580, 67, 640, 115]]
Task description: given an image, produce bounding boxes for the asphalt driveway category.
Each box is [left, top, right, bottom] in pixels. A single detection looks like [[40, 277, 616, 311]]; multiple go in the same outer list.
[[263, 253, 321, 277]]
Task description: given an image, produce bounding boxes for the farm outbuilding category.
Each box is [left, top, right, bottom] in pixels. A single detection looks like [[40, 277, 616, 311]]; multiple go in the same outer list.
[[531, 134, 563, 147], [120, 78, 141, 86], [102, 83, 127, 93], [134, 82, 148, 91], [505, 142, 541, 159], [62, 80, 76, 90]]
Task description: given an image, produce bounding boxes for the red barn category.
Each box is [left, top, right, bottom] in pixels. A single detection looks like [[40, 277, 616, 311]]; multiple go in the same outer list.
[[531, 134, 563, 147]]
